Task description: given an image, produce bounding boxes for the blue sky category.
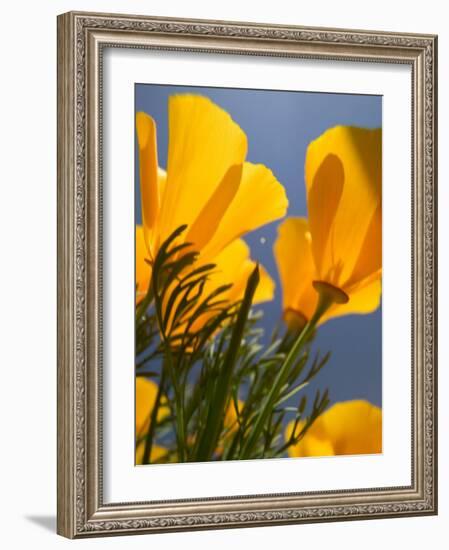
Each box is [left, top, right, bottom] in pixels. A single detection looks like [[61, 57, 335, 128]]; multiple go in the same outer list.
[[135, 83, 382, 409]]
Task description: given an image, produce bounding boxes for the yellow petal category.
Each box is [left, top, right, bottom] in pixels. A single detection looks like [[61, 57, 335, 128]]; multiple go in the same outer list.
[[287, 431, 335, 458], [160, 240, 252, 338], [136, 225, 151, 303], [157, 167, 167, 202], [306, 154, 344, 279], [184, 239, 274, 336], [345, 203, 382, 288], [202, 162, 289, 260], [136, 112, 160, 254], [185, 164, 242, 251], [156, 95, 247, 250], [207, 239, 274, 305], [321, 271, 382, 324], [305, 126, 382, 287], [320, 400, 382, 455], [286, 400, 382, 457], [135, 377, 158, 435], [273, 217, 318, 323], [135, 377, 169, 437]]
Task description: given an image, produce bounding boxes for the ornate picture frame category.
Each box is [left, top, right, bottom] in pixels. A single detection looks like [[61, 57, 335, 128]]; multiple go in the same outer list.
[[57, 11, 437, 538]]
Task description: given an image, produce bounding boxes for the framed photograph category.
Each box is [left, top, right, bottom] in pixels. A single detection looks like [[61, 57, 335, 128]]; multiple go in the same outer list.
[[57, 11, 438, 538]]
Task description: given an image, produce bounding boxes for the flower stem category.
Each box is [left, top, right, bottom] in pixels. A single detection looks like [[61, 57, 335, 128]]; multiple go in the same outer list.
[[152, 272, 187, 462], [239, 285, 339, 460], [165, 354, 187, 462], [193, 265, 260, 462], [141, 370, 166, 464]]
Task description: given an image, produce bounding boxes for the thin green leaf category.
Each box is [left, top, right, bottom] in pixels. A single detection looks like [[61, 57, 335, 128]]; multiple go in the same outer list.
[[194, 265, 260, 461]]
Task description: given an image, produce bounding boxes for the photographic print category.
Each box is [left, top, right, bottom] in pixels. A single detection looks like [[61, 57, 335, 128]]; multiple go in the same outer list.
[[57, 12, 437, 537], [134, 84, 382, 465]]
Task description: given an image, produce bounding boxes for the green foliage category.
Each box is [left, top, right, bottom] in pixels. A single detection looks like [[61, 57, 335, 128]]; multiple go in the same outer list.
[[136, 226, 330, 464]]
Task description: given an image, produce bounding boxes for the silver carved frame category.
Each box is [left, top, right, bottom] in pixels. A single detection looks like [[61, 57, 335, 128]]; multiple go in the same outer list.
[[57, 11, 438, 538]]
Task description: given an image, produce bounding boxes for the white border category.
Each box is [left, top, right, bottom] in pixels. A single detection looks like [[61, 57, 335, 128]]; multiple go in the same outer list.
[[103, 48, 412, 503]]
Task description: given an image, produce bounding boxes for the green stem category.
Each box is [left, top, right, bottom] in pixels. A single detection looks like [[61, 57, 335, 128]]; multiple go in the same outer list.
[[152, 272, 187, 462], [222, 425, 241, 460], [141, 370, 166, 464], [239, 286, 338, 460], [165, 354, 187, 462], [193, 265, 260, 462]]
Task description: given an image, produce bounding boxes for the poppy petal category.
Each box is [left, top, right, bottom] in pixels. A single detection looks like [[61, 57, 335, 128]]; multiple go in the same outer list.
[[136, 112, 160, 253], [273, 217, 318, 322], [287, 400, 382, 457], [321, 272, 382, 323], [136, 225, 151, 303], [202, 162, 288, 259], [157, 95, 247, 250], [305, 126, 382, 286], [185, 164, 242, 251]]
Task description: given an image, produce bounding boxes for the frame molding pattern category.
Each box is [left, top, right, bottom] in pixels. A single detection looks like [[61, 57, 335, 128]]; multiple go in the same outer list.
[[57, 11, 437, 538]]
